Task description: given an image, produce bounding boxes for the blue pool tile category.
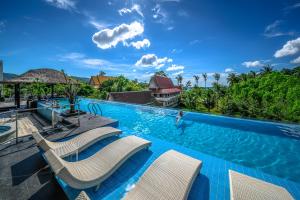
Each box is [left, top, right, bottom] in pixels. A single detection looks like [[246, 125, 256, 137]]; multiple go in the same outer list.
[[54, 129, 300, 200]]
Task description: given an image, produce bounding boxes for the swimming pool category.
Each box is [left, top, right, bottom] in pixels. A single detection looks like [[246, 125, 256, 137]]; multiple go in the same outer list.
[[58, 98, 300, 183]]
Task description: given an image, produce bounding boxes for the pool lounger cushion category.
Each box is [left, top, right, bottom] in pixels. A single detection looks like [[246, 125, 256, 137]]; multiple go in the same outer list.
[[32, 126, 121, 158], [123, 149, 202, 200], [229, 170, 294, 200], [75, 191, 90, 200], [44, 135, 151, 190]]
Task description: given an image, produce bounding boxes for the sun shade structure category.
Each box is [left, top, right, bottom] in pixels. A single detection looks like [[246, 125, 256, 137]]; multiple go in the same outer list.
[[0, 68, 78, 108], [44, 135, 151, 190], [123, 150, 202, 200], [1, 68, 71, 84], [33, 126, 122, 158], [229, 170, 294, 200]]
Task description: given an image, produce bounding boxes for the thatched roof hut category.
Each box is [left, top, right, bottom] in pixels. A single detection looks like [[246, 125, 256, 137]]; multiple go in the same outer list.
[[1, 68, 69, 84], [0, 68, 77, 108]]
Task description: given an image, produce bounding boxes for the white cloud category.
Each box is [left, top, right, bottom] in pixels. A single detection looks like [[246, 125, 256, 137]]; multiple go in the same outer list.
[[284, 3, 300, 12], [135, 54, 172, 68], [126, 39, 150, 49], [118, 4, 144, 18], [242, 60, 264, 68], [92, 21, 144, 49], [291, 56, 300, 64], [0, 21, 6, 33], [263, 20, 294, 38], [177, 10, 189, 17], [82, 59, 106, 66], [60, 52, 85, 60], [44, 0, 76, 10], [274, 37, 300, 58], [152, 4, 169, 24], [166, 64, 185, 71], [172, 70, 184, 76], [189, 39, 201, 45], [225, 68, 234, 73], [171, 48, 182, 54], [167, 26, 174, 31], [89, 20, 108, 30], [59, 52, 108, 69]]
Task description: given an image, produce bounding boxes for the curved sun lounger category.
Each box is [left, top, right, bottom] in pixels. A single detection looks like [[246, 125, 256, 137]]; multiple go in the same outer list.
[[229, 170, 294, 200], [123, 150, 202, 200], [75, 191, 90, 200], [44, 135, 151, 190], [32, 126, 122, 158]]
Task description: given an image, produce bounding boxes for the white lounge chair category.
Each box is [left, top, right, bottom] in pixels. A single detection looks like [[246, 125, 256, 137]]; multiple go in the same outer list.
[[32, 126, 121, 158], [123, 150, 202, 200], [44, 135, 151, 190], [229, 170, 294, 200], [75, 191, 90, 200]]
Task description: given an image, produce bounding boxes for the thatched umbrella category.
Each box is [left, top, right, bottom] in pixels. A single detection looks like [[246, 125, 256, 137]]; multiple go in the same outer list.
[[0, 68, 74, 108]]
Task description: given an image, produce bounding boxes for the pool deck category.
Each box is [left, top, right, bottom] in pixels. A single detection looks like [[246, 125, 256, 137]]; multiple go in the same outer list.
[[59, 127, 300, 200], [0, 112, 118, 200], [0, 111, 300, 199]]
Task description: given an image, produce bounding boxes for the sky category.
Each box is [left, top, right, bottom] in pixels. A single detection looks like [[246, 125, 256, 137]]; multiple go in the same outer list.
[[1, 0, 300, 86]]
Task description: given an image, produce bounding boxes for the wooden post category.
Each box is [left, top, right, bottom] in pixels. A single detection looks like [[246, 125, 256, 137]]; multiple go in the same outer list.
[[14, 83, 20, 108]]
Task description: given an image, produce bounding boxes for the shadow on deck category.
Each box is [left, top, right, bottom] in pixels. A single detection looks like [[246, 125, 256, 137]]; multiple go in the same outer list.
[[0, 112, 118, 200]]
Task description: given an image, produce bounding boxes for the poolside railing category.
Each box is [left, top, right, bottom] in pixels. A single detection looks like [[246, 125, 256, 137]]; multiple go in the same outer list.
[[0, 102, 81, 145]]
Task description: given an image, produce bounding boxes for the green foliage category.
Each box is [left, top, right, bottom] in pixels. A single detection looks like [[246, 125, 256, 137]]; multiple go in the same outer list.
[[180, 67, 300, 122], [97, 76, 147, 99], [155, 71, 167, 77]]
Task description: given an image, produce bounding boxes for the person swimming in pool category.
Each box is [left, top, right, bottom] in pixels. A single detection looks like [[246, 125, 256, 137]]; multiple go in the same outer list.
[[176, 111, 184, 125]]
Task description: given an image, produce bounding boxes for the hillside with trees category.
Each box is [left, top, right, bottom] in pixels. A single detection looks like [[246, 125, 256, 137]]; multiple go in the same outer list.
[[179, 66, 300, 123]]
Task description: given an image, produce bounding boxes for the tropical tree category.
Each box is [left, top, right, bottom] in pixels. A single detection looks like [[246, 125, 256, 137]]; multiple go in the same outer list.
[[213, 73, 220, 84], [202, 73, 207, 88], [155, 71, 167, 77], [227, 73, 239, 86], [99, 71, 106, 76], [260, 65, 273, 75], [186, 80, 192, 88], [193, 75, 199, 87], [248, 70, 257, 78], [240, 73, 248, 81], [62, 70, 80, 113], [176, 74, 183, 86]]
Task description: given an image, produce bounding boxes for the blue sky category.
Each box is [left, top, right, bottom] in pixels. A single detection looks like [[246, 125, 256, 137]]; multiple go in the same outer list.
[[1, 0, 300, 86]]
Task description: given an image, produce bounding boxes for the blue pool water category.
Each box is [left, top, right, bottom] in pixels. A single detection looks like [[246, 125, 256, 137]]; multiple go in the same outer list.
[[57, 98, 300, 183]]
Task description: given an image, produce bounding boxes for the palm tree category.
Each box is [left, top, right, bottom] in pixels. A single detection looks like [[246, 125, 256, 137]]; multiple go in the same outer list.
[[260, 65, 273, 74], [213, 73, 220, 84], [193, 75, 199, 87], [62, 70, 80, 114], [248, 70, 256, 78], [202, 73, 207, 88], [186, 80, 192, 88], [240, 73, 248, 81], [155, 71, 167, 77], [227, 73, 239, 85], [99, 71, 106, 76], [176, 74, 183, 86]]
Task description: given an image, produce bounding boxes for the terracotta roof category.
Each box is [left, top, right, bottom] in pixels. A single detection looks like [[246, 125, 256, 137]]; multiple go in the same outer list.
[[1, 68, 71, 84], [156, 88, 181, 94], [149, 75, 174, 89], [108, 91, 153, 104], [89, 75, 115, 86]]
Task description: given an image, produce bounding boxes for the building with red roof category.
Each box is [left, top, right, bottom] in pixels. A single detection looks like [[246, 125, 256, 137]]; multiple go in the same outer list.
[[149, 75, 181, 107]]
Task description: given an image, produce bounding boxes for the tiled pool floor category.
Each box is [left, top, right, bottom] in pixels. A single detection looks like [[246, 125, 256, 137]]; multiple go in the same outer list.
[[57, 127, 300, 200]]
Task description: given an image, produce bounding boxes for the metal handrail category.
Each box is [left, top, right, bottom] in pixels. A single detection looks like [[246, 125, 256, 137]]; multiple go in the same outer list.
[[87, 102, 102, 116], [0, 102, 81, 145]]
